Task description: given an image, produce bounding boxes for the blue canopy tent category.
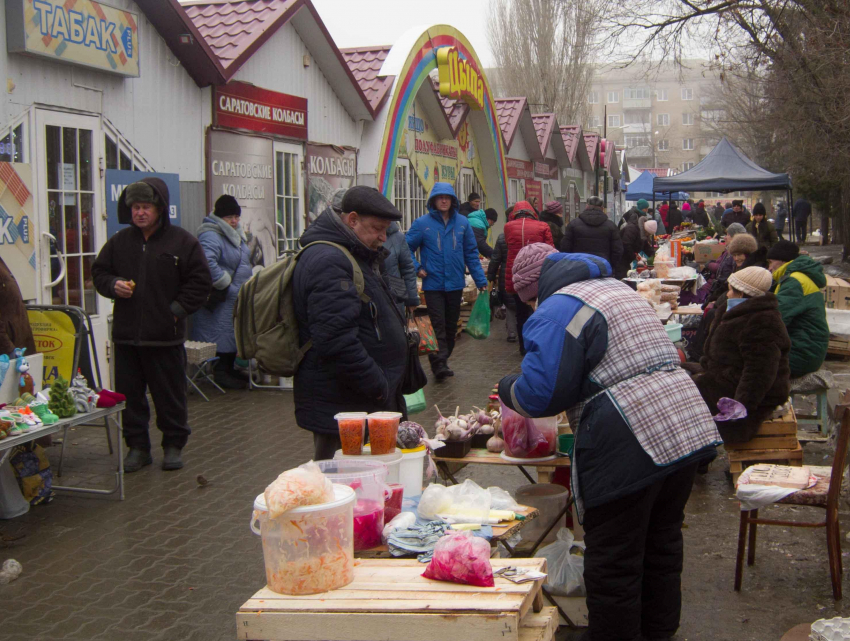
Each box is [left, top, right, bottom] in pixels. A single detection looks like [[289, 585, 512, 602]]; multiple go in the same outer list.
[[625, 170, 689, 201]]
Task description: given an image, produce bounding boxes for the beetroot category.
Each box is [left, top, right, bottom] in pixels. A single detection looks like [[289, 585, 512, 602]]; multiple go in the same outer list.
[[421, 531, 494, 587]]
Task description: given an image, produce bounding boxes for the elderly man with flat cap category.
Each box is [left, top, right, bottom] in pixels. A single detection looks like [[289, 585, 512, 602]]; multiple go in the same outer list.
[[292, 185, 409, 460]]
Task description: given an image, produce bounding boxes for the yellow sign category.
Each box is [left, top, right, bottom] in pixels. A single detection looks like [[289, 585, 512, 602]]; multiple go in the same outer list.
[[437, 46, 484, 110], [27, 310, 77, 384], [7, 0, 140, 77]]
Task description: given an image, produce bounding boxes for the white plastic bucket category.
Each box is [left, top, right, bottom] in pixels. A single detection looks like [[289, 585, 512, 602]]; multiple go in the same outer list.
[[334, 447, 403, 485], [399, 445, 427, 498]]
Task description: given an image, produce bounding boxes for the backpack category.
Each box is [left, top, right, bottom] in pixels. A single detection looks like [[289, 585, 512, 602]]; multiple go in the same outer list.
[[233, 241, 370, 377]]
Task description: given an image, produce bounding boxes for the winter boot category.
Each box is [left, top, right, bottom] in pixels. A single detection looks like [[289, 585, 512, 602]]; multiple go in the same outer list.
[[214, 353, 247, 390], [124, 448, 153, 473], [162, 446, 184, 471]]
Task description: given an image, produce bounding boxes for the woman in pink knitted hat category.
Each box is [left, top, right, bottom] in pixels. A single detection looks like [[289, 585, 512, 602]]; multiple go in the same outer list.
[[512, 243, 558, 305]]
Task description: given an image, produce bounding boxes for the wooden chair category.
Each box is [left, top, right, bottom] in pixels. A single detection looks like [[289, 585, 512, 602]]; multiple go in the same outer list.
[[734, 393, 850, 600]]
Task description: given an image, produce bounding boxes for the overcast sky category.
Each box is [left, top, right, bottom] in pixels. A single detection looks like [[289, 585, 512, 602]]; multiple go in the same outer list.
[[311, 0, 496, 66]]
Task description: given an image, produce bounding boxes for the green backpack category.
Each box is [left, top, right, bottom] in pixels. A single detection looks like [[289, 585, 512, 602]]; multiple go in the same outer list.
[[233, 241, 370, 377]]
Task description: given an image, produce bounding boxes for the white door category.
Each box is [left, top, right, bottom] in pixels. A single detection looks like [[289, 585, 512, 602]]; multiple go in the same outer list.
[[274, 142, 304, 256], [34, 110, 110, 384]]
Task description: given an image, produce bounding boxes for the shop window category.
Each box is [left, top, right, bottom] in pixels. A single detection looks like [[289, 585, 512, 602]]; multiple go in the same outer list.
[[0, 123, 25, 162], [102, 118, 154, 172], [459, 169, 484, 208], [275, 146, 302, 253], [509, 179, 521, 205], [393, 160, 429, 230], [105, 135, 118, 169]]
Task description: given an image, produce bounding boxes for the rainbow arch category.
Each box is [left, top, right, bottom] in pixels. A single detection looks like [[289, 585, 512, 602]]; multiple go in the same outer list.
[[376, 26, 508, 206]]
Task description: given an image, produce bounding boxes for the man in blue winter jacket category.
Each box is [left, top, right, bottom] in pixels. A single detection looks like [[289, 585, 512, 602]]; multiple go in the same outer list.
[[499, 252, 719, 641], [406, 182, 488, 380]]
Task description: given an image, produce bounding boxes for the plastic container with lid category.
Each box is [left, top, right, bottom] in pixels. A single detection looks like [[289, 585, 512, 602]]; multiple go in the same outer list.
[[335, 412, 368, 455], [251, 484, 355, 595], [515, 483, 569, 545], [315, 459, 390, 551], [367, 411, 402, 455], [399, 445, 427, 498], [334, 448, 402, 485]]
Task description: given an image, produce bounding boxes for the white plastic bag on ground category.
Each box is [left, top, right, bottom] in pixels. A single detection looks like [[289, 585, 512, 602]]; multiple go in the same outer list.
[[263, 461, 334, 519], [535, 528, 586, 597]]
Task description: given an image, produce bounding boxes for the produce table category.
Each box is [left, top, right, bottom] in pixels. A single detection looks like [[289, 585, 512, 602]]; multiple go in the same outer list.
[[236, 558, 557, 641], [672, 304, 705, 316], [433, 448, 571, 485], [356, 504, 540, 559], [0, 404, 126, 500]]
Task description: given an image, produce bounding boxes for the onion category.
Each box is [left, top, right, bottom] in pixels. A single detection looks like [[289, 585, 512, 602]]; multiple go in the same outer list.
[[486, 435, 505, 453]]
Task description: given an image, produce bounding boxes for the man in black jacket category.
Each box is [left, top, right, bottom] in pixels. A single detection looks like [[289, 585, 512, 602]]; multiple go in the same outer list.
[[293, 186, 409, 460], [458, 192, 481, 217], [92, 179, 211, 472], [561, 196, 623, 273]]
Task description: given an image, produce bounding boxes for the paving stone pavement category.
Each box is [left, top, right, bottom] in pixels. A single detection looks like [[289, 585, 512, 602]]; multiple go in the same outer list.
[[1, 314, 849, 641]]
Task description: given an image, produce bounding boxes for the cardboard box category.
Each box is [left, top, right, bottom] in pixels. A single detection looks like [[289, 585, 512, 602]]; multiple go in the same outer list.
[[824, 275, 850, 310], [693, 242, 725, 264]]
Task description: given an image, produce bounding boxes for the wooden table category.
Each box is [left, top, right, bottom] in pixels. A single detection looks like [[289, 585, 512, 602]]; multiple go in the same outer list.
[[356, 505, 540, 559], [672, 305, 705, 316], [236, 558, 556, 641], [433, 448, 571, 485]]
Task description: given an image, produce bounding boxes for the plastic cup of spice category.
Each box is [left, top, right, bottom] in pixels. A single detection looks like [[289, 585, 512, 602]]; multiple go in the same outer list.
[[367, 412, 403, 455], [335, 412, 368, 455]]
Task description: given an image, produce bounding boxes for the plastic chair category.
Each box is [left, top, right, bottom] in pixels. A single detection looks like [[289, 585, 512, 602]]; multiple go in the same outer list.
[[734, 391, 850, 600]]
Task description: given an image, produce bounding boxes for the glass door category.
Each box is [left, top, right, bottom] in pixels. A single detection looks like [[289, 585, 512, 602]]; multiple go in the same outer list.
[[274, 142, 303, 256]]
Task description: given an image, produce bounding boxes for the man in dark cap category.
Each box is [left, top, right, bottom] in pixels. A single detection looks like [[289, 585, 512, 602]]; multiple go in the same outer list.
[[92, 179, 211, 472], [292, 185, 409, 459], [459, 192, 481, 217]]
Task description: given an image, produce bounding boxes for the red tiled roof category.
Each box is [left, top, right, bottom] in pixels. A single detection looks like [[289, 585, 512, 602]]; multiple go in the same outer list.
[[184, 0, 299, 70], [340, 45, 394, 114], [429, 77, 469, 137], [560, 125, 582, 164], [531, 113, 557, 157], [584, 132, 600, 169], [494, 97, 527, 150], [636, 167, 676, 177]]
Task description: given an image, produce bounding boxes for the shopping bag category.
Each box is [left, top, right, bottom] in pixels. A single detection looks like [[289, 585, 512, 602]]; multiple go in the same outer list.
[[464, 292, 490, 340], [403, 388, 426, 415], [414, 316, 439, 355]]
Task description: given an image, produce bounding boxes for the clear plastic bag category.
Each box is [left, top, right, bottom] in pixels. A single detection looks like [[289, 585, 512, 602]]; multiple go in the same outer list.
[[488, 486, 520, 511], [499, 400, 554, 459], [536, 528, 586, 596], [417, 480, 491, 524], [382, 511, 417, 544], [421, 531, 495, 587], [263, 461, 334, 519]]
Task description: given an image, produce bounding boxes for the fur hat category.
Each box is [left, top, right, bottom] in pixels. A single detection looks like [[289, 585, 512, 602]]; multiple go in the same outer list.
[[587, 196, 604, 208], [513, 243, 558, 302], [728, 266, 773, 297], [766, 240, 800, 263], [214, 194, 241, 218], [727, 233, 757, 255], [124, 181, 160, 208]]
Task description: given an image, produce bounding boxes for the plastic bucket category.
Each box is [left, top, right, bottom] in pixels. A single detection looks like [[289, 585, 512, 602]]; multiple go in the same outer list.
[[251, 484, 355, 595], [315, 459, 390, 551], [665, 322, 683, 343], [334, 448, 402, 485], [399, 445, 427, 498]]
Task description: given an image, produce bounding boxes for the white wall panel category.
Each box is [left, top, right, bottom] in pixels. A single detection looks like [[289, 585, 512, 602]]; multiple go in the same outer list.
[[232, 22, 359, 148], [0, 1, 208, 180]]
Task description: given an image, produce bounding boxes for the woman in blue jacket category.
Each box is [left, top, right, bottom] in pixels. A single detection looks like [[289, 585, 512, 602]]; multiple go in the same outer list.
[[191, 195, 254, 389], [406, 182, 487, 380]]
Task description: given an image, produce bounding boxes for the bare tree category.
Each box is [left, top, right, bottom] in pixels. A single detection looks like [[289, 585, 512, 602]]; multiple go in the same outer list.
[[488, 0, 606, 125]]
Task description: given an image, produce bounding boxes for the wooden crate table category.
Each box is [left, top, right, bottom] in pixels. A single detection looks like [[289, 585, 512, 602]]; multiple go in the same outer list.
[[726, 405, 802, 484], [356, 505, 540, 559], [433, 448, 571, 485], [236, 558, 555, 641]]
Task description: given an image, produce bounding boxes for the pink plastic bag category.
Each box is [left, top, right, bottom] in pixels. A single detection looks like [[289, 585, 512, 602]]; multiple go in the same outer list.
[[499, 400, 554, 459], [421, 531, 494, 587]]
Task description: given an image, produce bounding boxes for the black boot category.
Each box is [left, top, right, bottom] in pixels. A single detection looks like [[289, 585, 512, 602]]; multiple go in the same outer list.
[[124, 448, 153, 473], [214, 353, 247, 390]]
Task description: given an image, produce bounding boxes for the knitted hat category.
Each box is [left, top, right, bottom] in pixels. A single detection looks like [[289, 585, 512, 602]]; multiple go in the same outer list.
[[544, 200, 563, 215], [214, 194, 241, 218], [467, 192, 481, 202], [636, 199, 649, 212], [727, 233, 757, 255], [485, 208, 499, 222], [512, 243, 558, 302], [682, 202, 691, 211], [766, 240, 800, 263], [124, 181, 160, 208], [644, 219, 658, 234], [726, 223, 747, 237], [728, 266, 773, 297], [752, 202, 766, 217]]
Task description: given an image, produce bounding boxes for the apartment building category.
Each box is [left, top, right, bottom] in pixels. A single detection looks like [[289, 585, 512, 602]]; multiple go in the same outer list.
[[585, 60, 723, 173]]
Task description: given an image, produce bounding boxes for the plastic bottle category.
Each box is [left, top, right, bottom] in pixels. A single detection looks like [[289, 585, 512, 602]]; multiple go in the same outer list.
[[0, 559, 22, 584]]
